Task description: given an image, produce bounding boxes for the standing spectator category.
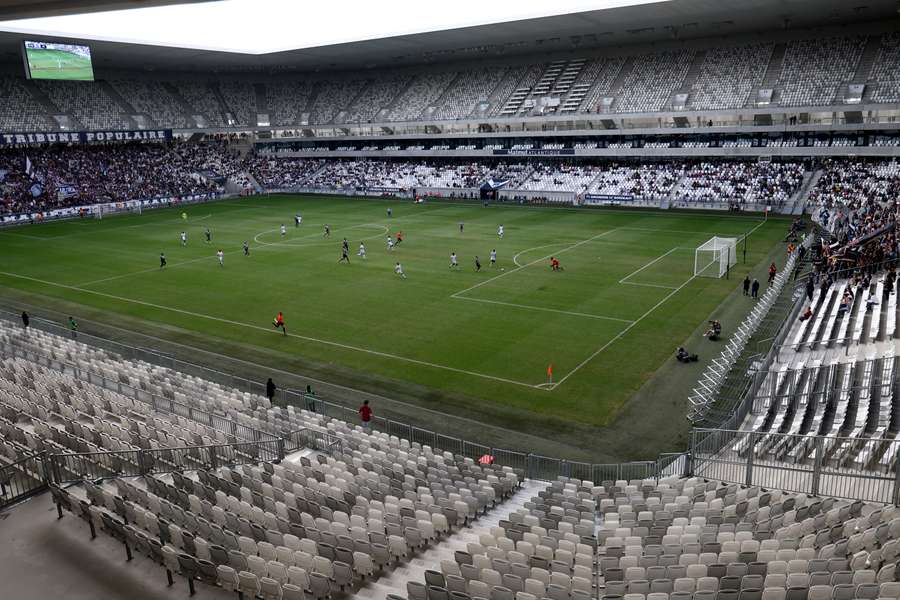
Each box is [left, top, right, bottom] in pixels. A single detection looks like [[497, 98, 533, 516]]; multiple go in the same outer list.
[[805, 277, 815, 302], [358, 400, 372, 432], [305, 384, 317, 412], [768, 263, 778, 284], [20, 310, 29, 331], [751, 278, 760, 299], [266, 378, 276, 403], [68, 316, 78, 339], [742, 275, 751, 296], [886, 268, 896, 296]]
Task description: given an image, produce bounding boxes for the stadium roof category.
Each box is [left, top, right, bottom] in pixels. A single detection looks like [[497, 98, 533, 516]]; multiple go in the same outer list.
[[0, 0, 216, 21], [0, 0, 896, 73], [0, 1, 666, 55]]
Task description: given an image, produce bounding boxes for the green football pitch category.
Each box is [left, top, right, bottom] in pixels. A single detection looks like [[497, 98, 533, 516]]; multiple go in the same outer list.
[[27, 48, 94, 80], [0, 195, 788, 457]]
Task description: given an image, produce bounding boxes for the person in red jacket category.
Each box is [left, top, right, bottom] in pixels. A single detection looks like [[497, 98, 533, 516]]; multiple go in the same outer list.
[[358, 400, 372, 432], [768, 262, 777, 284], [273, 311, 286, 336], [550, 257, 561, 271]]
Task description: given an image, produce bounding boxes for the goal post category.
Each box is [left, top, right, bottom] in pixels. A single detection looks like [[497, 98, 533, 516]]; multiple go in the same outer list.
[[92, 201, 142, 220], [694, 236, 738, 278]]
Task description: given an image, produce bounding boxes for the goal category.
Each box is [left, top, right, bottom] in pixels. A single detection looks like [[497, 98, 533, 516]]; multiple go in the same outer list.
[[694, 236, 737, 278], [92, 201, 142, 219]]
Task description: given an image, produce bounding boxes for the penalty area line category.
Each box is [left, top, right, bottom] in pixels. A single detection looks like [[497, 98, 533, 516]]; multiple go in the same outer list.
[[0, 270, 543, 390], [547, 273, 698, 390]]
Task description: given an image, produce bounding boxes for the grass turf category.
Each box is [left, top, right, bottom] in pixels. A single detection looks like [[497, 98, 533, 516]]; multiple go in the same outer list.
[[26, 48, 94, 81], [0, 195, 788, 452]]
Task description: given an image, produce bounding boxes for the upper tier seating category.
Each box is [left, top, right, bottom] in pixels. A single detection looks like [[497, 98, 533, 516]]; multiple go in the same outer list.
[[776, 37, 866, 107], [308, 79, 367, 125], [388, 72, 457, 122], [36, 80, 132, 130], [108, 79, 192, 128], [613, 51, 693, 113], [0, 76, 54, 131], [219, 80, 258, 126], [172, 81, 226, 126], [266, 80, 313, 126], [689, 45, 773, 110], [870, 33, 900, 104]]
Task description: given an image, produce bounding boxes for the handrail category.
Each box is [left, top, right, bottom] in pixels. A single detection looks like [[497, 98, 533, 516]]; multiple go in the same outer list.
[[0, 450, 49, 508], [0, 311, 683, 484]]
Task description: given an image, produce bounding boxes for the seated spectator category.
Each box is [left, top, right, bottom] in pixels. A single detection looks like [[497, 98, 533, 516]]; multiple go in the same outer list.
[[799, 306, 814, 321], [676, 347, 698, 363], [704, 320, 722, 341]]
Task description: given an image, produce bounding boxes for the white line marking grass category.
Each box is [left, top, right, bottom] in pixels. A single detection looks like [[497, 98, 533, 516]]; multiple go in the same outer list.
[[0, 270, 543, 390], [454, 296, 634, 324], [618, 247, 682, 285], [550, 274, 698, 389]]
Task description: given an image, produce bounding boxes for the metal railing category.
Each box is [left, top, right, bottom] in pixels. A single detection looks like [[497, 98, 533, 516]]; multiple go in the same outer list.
[[688, 237, 812, 424], [47, 438, 285, 485], [692, 427, 900, 504], [0, 311, 690, 485], [0, 450, 48, 508]]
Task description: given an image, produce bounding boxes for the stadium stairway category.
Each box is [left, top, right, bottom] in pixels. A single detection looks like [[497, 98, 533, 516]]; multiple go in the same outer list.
[[355, 480, 549, 600]]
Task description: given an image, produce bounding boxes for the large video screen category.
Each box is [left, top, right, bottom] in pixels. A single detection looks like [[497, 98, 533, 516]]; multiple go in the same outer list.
[[23, 40, 94, 81]]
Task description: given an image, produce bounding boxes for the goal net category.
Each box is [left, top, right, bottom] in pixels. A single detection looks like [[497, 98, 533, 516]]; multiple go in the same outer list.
[[694, 236, 737, 278], [92, 201, 142, 219]]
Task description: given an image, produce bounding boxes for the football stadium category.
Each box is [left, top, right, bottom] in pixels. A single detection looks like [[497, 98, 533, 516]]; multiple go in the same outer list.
[[0, 1, 898, 599]]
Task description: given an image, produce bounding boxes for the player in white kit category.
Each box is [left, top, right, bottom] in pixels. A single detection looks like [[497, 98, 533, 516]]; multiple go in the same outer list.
[[498, 224, 504, 239], [216, 250, 224, 267], [358, 242, 367, 259], [180, 231, 187, 246], [450, 252, 459, 269]]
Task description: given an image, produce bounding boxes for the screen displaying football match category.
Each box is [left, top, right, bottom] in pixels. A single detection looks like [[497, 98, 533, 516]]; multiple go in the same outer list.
[[23, 40, 94, 80]]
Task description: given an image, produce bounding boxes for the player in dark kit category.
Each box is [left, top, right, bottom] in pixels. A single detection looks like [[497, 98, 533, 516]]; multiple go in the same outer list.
[[324, 224, 331, 238], [387, 207, 392, 218], [159, 253, 167, 269], [339, 246, 350, 263], [474, 256, 481, 272], [205, 227, 211, 243], [243, 241, 250, 256], [342, 238, 349, 252]]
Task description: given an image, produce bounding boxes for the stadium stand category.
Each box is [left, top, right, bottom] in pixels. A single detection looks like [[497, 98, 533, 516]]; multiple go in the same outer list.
[[0, 142, 230, 218], [688, 44, 773, 110], [431, 67, 505, 121], [172, 81, 227, 127], [107, 79, 192, 129], [266, 80, 314, 127], [343, 74, 414, 124], [613, 50, 694, 113], [0, 33, 900, 132], [775, 37, 866, 107], [0, 76, 55, 131], [219, 80, 259, 127], [309, 79, 368, 125], [388, 72, 457, 122], [35, 79, 132, 130], [870, 33, 900, 103]]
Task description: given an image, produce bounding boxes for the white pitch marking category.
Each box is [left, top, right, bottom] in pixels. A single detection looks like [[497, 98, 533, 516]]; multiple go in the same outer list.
[[0, 270, 543, 389], [618, 247, 682, 284], [454, 296, 634, 324], [512, 243, 569, 267], [452, 227, 625, 300], [549, 274, 698, 389]]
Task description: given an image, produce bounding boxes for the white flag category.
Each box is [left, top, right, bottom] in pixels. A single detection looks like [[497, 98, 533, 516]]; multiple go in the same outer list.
[[24, 156, 33, 178]]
